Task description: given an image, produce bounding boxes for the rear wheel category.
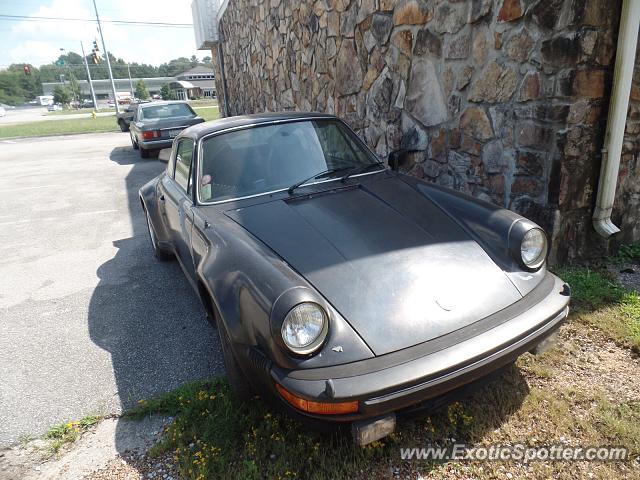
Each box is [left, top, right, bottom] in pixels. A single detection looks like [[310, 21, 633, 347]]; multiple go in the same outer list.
[[140, 147, 150, 159], [130, 132, 139, 150], [218, 323, 253, 402], [144, 206, 171, 261], [118, 119, 129, 132]]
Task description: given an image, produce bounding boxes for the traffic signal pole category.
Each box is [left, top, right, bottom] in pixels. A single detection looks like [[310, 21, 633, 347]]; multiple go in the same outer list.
[[80, 41, 98, 109], [92, 0, 119, 114]]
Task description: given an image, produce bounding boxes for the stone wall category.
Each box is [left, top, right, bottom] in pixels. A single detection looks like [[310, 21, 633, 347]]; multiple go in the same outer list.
[[211, 0, 640, 262]]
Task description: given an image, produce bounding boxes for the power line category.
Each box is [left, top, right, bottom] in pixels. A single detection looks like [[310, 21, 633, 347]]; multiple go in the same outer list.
[[0, 14, 193, 28]]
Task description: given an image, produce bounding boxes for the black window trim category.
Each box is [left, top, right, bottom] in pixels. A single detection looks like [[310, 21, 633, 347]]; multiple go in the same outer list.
[[173, 137, 195, 196]]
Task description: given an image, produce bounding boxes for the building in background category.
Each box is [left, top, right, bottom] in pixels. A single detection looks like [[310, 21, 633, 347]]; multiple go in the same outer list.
[[170, 65, 216, 99], [42, 77, 175, 99], [192, 0, 640, 263]]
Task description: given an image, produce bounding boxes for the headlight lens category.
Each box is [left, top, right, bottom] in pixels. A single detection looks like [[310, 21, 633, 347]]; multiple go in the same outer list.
[[520, 228, 548, 268], [281, 302, 328, 354]]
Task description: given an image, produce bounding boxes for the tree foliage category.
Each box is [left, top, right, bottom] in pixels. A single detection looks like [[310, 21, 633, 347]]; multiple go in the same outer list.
[[135, 80, 149, 100], [160, 84, 171, 100], [53, 85, 71, 105], [0, 52, 212, 105]]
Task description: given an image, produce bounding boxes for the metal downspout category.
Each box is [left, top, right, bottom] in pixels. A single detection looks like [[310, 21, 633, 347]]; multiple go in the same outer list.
[[593, 0, 640, 237]]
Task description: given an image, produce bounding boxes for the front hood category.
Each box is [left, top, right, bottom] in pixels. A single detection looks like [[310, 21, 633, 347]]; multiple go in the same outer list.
[[226, 177, 521, 356]]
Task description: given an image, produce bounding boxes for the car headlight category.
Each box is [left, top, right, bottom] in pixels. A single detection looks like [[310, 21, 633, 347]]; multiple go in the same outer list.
[[281, 302, 328, 355], [520, 228, 548, 269]]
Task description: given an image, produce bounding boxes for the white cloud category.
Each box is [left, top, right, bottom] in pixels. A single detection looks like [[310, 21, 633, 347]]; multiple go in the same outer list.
[[4, 0, 204, 67]]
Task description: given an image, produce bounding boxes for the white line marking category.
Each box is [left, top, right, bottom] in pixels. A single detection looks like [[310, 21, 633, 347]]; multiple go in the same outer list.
[[0, 209, 119, 226], [0, 184, 64, 193], [75, 209, 118, 216]]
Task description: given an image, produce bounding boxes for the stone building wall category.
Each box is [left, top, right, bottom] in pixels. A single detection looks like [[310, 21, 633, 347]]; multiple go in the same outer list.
[[211, 0, 640, 262]]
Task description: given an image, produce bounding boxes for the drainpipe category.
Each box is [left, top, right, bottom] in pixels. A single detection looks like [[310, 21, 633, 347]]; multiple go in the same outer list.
[[593, 0, 640, 237]]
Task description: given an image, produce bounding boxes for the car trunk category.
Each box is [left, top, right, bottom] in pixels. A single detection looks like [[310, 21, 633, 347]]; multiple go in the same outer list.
[[142, 117, 202, 139], [226, 177, 522, 356]]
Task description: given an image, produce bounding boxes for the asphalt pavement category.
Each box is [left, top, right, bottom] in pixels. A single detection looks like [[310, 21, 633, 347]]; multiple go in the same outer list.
[[0, 132, 223, 448]]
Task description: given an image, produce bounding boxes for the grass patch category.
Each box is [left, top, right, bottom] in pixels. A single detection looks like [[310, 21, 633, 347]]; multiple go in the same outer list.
[[125, 369, 533, 479], [0, 107, 217, 138], [194, 106, 220, 122], [596, 400, 640, 457], [553, 267, 626, 311], [553, 266, 640, 352], [613, 242, 640, 264], [45, 415, 102, 454], [0, 115, 118, 138], [46, 108, 114, 116]]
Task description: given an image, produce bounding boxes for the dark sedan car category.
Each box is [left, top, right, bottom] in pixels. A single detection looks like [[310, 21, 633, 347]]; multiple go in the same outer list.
[[140, 113, 570, 445], [129, 101, 204, 158]]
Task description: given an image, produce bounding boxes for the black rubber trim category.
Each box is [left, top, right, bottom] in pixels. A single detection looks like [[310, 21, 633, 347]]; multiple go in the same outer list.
[[285, 273, 556, 381]]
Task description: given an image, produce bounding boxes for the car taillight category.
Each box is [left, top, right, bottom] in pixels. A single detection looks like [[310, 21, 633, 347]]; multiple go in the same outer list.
[[142, 130, 161, 140]]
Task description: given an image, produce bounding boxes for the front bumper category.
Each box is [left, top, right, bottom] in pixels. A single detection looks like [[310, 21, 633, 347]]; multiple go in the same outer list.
[[269, 272, 570, 422]]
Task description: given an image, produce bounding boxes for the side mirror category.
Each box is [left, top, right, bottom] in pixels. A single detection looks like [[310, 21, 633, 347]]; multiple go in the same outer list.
[[158, 148, 172, 163]]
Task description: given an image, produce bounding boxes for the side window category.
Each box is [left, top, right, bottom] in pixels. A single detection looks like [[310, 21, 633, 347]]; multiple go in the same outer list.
[[174, 139, 194, 193]]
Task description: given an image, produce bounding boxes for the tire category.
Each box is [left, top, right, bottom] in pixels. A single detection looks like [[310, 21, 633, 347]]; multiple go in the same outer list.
[[218, 322, 253, 402], [130, 133, 139, 150], [140, 147, 150, 159], [144, 206, 171, 261], [118, 119, 129, 132]]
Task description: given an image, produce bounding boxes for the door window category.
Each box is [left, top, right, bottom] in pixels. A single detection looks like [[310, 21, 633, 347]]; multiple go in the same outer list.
[[174, 138, 194, 192]]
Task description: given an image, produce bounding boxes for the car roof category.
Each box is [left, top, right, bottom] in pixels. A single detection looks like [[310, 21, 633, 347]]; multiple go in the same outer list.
[[139, 100, 187, 108], [182, 112, 339, 139]]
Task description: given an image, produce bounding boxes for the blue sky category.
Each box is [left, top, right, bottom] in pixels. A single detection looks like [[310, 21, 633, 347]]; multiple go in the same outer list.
[[0, 0, 204, 68]]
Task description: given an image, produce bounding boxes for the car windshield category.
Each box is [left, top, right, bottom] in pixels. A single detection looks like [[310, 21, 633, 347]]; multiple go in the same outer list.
[[140, 103, 195, 120], [198, 119, 382, 203]]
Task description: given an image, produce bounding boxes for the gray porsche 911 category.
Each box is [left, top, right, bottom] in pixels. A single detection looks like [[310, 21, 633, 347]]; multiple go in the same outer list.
[[139, 113, 570, 445]]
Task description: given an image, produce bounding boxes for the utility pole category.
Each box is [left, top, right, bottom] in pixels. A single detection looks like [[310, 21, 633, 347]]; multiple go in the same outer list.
[[127, 63, 135, 100], [80, 41, 98, 109], [92, 0, 119, 114]]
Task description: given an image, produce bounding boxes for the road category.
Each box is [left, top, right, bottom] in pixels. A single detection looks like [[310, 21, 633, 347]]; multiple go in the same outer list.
[[0, 132, 223, 448]]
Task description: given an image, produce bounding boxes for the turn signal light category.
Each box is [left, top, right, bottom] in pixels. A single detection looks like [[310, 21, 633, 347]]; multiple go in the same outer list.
[[275, 383, 358, 415], [142, 130, 161, 140]]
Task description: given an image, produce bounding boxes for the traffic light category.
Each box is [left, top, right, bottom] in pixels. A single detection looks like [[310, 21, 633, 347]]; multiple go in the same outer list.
[[91, 39, 102, 64], [23, 64, 31, 75]]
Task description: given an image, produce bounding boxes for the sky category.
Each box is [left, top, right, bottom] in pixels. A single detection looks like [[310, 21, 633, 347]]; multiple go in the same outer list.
[[0, 0, 204, 68]]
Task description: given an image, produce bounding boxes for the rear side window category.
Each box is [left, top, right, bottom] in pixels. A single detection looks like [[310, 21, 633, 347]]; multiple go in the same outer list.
[[174, 139, 194, 192]]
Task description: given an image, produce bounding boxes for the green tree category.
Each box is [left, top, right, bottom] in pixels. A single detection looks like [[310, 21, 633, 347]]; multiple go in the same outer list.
[[68, 73, 81, 102], [53, 85, 71, 105], [135, 80, 149, 100], [160, 83, 171, 100]]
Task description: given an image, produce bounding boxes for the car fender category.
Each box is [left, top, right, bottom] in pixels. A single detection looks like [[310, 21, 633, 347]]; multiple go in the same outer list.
[[399, 174, 548, 296], [138, 176, 172, 248], [190, 209, 374, 372]]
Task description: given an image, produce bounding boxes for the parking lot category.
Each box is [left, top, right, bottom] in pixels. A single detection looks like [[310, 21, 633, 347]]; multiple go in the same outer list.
[[0, 132, 223, 447]]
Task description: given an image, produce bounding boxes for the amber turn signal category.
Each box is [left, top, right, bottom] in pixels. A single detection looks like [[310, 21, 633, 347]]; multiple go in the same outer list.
[[275, 383, 358, 415]]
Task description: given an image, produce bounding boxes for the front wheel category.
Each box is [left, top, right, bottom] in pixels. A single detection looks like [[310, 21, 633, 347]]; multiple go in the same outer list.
[[118, 119, 129, 132], [218, 323, 253, 402], [144, 207, 171, 261]]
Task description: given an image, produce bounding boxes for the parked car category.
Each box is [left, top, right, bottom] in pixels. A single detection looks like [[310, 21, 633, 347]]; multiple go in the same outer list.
[[47, 103, 63, 112], [140, 113, 571, 444], [129, 101, 204, 158], [116, 101, 149, 132]]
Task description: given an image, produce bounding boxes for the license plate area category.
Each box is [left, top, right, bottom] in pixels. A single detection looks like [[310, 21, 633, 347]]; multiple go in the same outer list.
[[166, 129, 182, 138]]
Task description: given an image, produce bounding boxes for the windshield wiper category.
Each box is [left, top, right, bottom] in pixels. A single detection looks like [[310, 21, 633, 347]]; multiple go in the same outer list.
[[287, 167, 352, 194], [340, 161, 385, 182]]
